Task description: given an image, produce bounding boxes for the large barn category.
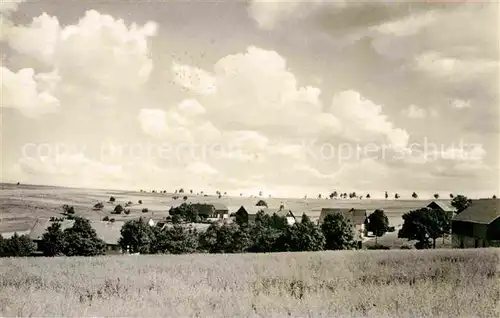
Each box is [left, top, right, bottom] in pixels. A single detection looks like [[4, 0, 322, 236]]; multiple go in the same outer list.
[[451, 199, 500, 248]]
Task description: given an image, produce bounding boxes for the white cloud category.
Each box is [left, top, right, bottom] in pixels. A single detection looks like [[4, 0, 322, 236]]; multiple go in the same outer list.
[[172, 62, 217, 95], [1, 67, 60, 117], [177, 99, 206, 116], [451, 99, 471, 109], [138, 109, 168, 138], [328, 90, 409, 149], [374, 11, 436, 37], [186, 162, 218, 175], [0, 0, 24, 41], [403, 104, 427, 119]]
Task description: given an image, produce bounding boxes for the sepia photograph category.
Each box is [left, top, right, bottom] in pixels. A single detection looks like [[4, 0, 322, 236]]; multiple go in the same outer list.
[[0, 0, 499, 316]]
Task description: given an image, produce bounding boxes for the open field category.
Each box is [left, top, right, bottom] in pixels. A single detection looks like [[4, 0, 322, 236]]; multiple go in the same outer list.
[[1, 183, 438, 235], [0, 249, 499, 317]]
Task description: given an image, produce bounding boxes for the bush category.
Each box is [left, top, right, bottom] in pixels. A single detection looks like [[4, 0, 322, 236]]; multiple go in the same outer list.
[[110, 218, 115, 222], [388, 226, 396, 232], [0, 233, 36, 257], [62, 204, 75, 215], [367, 244, 390, 250], [93, 202, 104, 210], [400, 245, 413, 250], [124, 209, 131, 215], [102, 216, 110, 221], [109, 196, 116, 202], [113, 205, 124, 214], [142, 208, 149, 213], [138, 200, 143, 204]]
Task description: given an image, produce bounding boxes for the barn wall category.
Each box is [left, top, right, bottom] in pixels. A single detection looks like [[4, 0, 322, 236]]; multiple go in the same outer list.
[[452, 234, 491, 248]]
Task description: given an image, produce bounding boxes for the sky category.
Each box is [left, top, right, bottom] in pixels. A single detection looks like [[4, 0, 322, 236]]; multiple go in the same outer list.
[[1, 0, 499, 199]]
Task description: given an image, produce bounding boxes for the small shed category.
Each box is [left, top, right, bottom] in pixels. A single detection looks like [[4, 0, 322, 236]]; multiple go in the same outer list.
[[452, 199, 500, 248]]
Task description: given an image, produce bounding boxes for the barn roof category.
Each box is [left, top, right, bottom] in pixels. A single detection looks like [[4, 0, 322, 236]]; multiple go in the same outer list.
[[318, 208, 367, 225], [29, 218, 124, 245], [452, 199, 500, 225], [191, 202, 228, 211], [261, 207, 295, 218], [238, 205, 266, 215], [427, 201, 457, 212]]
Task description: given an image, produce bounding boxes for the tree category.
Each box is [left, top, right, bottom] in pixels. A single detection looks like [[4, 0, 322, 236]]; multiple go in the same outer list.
[[385, 191, 389, 199], [40, 222, 66, 256], [169, 203, 201, 223], [318, 193, 322, 199], [1, 233, 36, 257], [198, 223, 244, 253], [119, 218, 154, 254], [179, 188, 184, 193], [366, 194, 371, 199], [142, 208, 149, 213], [434, 193, 439, 199], [367, 209, 389, 244], [398, 208, 450, 249], [395, 193, 400, 199], [451, 195, 472, 213], [190, 189, 193, 194], [183, 196, 188, 201], [62, 204, 75, 215], [255, 200, 268, 207], [152, 225, 199, 254], [259, 191, 263, 197], [93, 202, 104, 210], [329, 191, 338, 199], [63, 217, 105, 256], [113, 204, 124, 214], [321, 214, 356, 250], [124, 209, 131, 215], [494, 195, 497, 199], [287, 214, 325, 252], [109, 196, 116, 202], [412, 192, 418, 199], [138, 200, 143, 204], [449, 193, 454, 199]]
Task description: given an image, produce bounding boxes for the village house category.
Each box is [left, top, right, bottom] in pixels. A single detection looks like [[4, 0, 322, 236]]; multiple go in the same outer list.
[[234, 205, 266, 223], [318, 208, 368, 248], [191, 202, 229, 219], [28, 218, 125, 254], [427, 201, 457, 219], [261, 207, 297, 225], [451, 199, 500, 248]]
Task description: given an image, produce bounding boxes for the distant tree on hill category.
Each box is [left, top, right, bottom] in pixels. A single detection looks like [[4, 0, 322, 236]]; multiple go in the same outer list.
[[330, 191, 338, 199], [321, 213, 356, 250], [179, 188, 184, 193], [113, 205, 124, 214], [318, 193, 322, 199], [119, 218, 154, 254], [62, 204, 75, 215], [1, 233, 36, 257], [63, 217, 105, 256], [451, 195, 472, 214], [109, 196, 116, 202], [256, 200, 268, 207], [395, 193, 400, 199], [493, 195, 497, 199], [102, 216, 110, 221], [367, 209, 390, 244], [434, 193, 439, 199], [366, 194, 371, 199], [124, 209, 131, 215], [190, 189, 193, 194], [183, 196, 188, 201], [449, 193, 454, 199], [93, 202, 104, 210], [385, 191, 389, 199], [259, 191, 263, 197], [138, 200, 143, 204], [40, 222, 66, 256], [142, 208, 149, 213], [412, 192, 418, 199]]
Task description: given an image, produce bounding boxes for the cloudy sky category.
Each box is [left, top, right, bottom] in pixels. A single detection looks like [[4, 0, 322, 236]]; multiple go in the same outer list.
[[1, 0, 499, 198]]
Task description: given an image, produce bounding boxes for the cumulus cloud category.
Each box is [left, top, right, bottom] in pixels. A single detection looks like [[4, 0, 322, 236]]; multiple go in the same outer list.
[[172, 62, 217, 95], [1, 67, 60, 117], [328, 90, 409, 149], [402, 104, 427, 119], [451, 99, 471, 109]]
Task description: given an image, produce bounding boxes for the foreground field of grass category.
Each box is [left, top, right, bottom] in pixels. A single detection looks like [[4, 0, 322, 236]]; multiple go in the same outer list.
[[1, 249, 499, 317]]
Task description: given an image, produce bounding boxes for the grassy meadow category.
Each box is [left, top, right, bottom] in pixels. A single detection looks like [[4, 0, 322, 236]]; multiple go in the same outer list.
[[1, 249, 499, 317]]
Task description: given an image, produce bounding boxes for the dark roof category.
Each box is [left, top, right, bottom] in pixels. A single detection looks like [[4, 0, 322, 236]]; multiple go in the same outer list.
[[238, 205, 265, 215], [427, 201, 457, 212], [452, 199, 500, 224], [261, 208, 295, 218], [192, 202, 228, 211], [318, 208, 367, 225]]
